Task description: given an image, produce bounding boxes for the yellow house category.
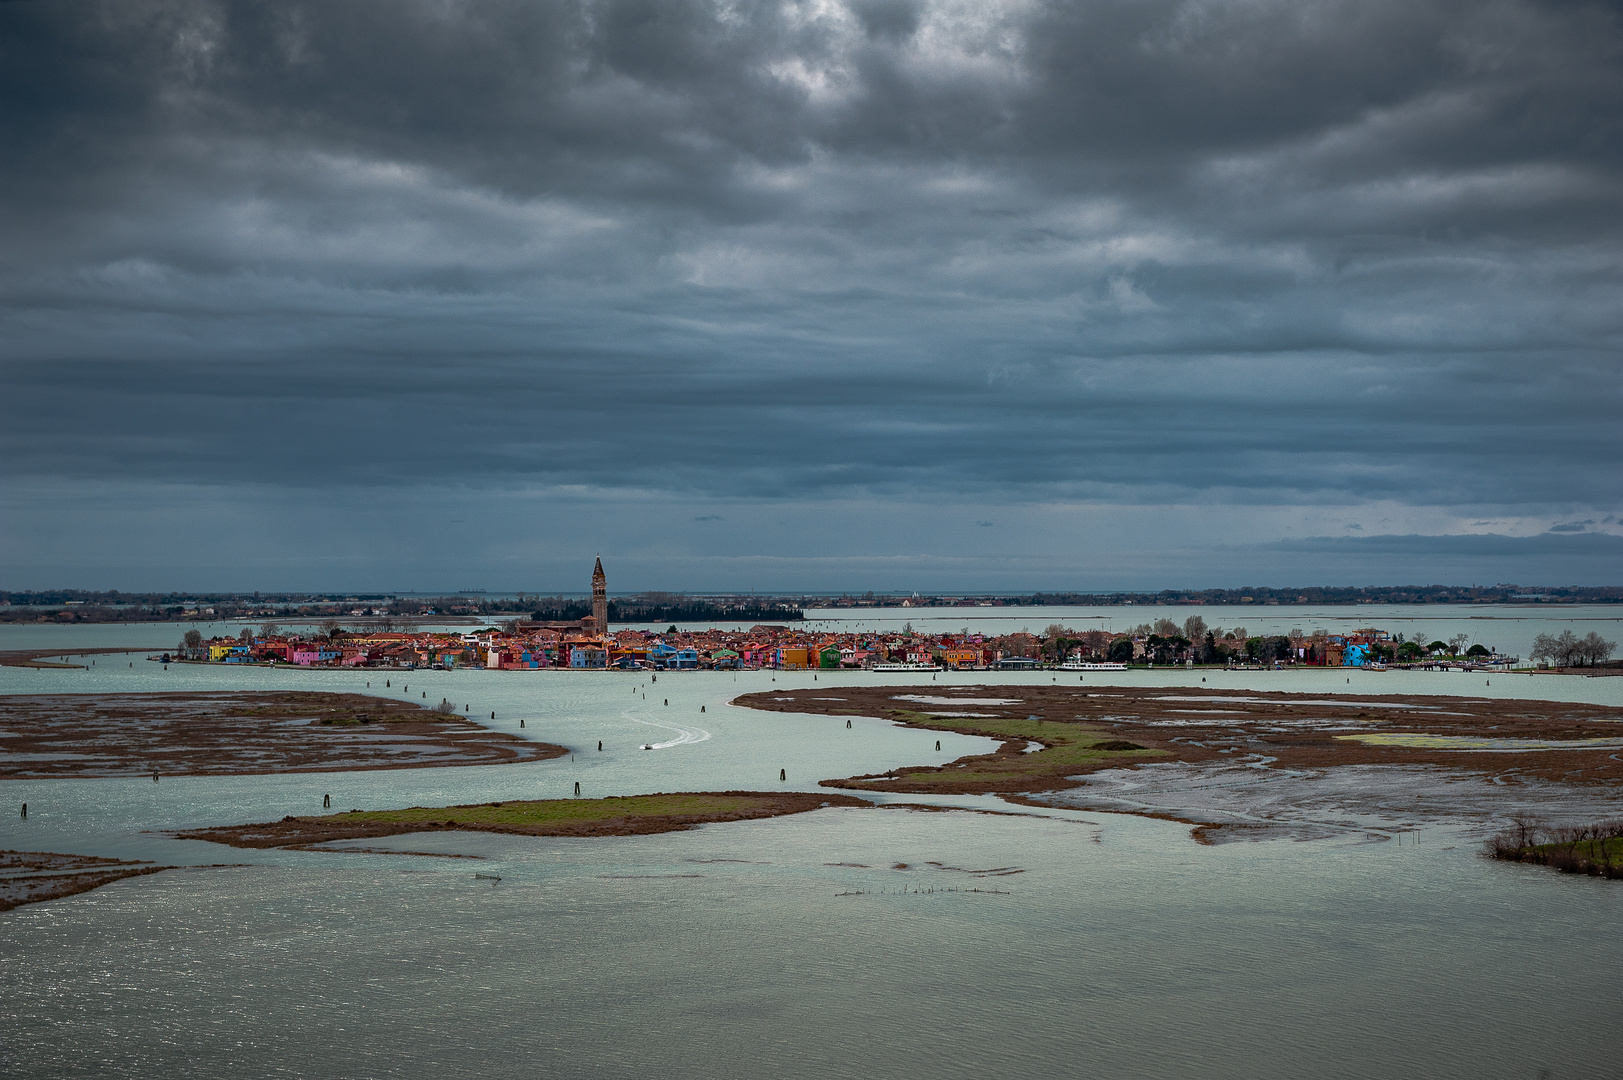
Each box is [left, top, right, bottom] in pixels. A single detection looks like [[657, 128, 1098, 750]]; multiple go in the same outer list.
[[208, 642, 235, 661]]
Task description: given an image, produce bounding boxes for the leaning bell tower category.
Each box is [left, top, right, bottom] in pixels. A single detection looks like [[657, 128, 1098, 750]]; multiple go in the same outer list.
[[591, 557, 608, 638]]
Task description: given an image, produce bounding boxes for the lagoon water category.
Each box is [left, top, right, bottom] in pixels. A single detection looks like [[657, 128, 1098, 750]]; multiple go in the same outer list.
[[3, 620, 1622, 1078]]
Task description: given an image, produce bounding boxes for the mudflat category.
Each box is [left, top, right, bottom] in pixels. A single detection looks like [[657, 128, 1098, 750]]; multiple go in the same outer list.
[[0, 850, 174, 912], [735, 683, 1623, 794], [0, 691, 566, 778]]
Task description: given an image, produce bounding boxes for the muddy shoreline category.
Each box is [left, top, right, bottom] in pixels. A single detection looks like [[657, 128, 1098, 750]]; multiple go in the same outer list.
[[0, 691, 566, 778], [0, 850, 177, 912], [0, 648, 169, 669]]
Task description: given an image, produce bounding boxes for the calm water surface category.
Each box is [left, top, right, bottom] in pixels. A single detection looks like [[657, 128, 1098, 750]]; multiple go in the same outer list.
[[2, 625, 1620, 1078]]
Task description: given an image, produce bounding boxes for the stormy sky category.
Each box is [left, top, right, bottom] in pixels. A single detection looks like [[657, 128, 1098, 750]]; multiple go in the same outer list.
[[1, 0, 1619, 593]]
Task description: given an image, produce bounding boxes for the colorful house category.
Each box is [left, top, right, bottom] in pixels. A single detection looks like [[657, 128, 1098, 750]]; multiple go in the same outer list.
[[570, 646, 608, 668]]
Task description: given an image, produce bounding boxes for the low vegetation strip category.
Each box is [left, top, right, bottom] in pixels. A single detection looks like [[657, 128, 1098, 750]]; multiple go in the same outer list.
[[1485, 819, 1623, 880], [173, 791, 872, 849]]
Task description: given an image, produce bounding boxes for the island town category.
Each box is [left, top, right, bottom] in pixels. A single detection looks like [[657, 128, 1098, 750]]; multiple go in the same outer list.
[[170, 620, 1528, 672], [158, 561, 1583, 674]]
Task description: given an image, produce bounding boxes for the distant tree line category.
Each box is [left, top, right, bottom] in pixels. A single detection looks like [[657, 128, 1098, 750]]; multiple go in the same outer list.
[[528, 595, 803, 624], [1013, 584, 1622, 606]]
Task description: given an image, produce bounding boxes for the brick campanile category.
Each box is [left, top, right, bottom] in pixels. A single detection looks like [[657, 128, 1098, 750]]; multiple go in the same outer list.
[[591, 557, 608, 638]]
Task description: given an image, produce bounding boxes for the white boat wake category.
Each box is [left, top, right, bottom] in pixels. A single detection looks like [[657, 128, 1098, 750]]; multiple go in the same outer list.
[[626, 712, 712, 750]]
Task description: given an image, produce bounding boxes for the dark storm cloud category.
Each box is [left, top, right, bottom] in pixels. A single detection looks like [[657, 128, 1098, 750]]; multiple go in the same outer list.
[[1, 0, 1620, 586]]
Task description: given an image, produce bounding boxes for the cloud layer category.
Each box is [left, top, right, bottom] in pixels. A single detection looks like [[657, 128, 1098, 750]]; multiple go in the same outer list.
[[1, 0, 1619, 588]]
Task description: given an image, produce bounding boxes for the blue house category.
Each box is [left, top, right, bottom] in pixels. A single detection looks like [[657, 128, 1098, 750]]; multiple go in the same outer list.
[[1343, 643, 1370, 667]]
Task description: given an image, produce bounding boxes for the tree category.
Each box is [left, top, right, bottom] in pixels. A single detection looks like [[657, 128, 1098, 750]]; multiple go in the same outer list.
[[1183, 615, 1207, 643], [1153, 617, 1180, 638], [1427, 640, 1450, 654], [1530, 633, 1557, 664], [321, 618, 344, 639], [1042, 624, 1075, 661], [1466, 644, 1491, 657], [1448, 633, 1471, 656], [1581, 631, 1616, 665], [1108, 637, 1135, 663], [1528, 629, 1613, 666], [1545, 626, 1571, 662], [1398, 641, 1424, 661], [259, 623, 281, 639]]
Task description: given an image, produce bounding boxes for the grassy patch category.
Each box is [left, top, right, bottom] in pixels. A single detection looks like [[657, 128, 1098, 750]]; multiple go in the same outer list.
[[343, 792, 817, 828], [828, 708, 1163, 795], [1485, 819, 1623, 879], [173, 791, 871, 850]]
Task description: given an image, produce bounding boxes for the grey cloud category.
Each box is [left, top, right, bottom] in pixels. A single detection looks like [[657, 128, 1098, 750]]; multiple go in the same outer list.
[[1547, 520, 1594, 533], [1274, 531, 1623, 560], [1, 0, 1620, 586]]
